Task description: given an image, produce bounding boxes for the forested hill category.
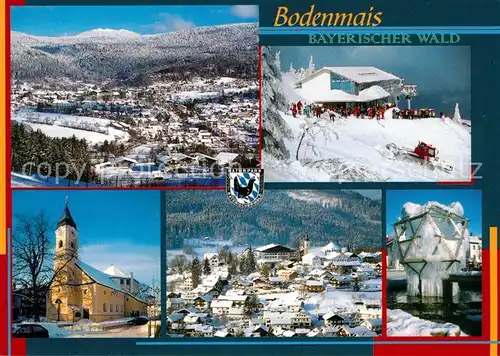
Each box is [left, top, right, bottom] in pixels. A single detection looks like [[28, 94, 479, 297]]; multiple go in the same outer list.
[[165, 190, 381, 250], [11, 23, 258, 83]]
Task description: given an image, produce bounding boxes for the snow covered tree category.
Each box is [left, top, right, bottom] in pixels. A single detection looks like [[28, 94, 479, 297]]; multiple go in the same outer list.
[[262, 46, 293, 160], [260, 263, 271, 277], [289, 62, 295, 74], [274, 51, 281, 72], [453, 103, 462, 122], [308, 55, 315, 71]]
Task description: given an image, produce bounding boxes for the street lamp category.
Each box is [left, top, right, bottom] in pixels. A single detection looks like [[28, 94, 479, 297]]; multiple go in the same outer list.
[[55, 299, 62, 322]]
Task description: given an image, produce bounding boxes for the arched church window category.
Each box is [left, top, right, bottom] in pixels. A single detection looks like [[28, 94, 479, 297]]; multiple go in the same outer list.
[[70, 242, 74, 248], [58, 241, 63, 248], [103, 303, 106, 312]]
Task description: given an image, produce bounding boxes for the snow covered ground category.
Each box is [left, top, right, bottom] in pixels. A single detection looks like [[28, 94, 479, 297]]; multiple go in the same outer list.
[[264, 112, 471, 182], [387, 309, 467, 336], [13, 111, 129, 144], [11, 172, 101, 187]]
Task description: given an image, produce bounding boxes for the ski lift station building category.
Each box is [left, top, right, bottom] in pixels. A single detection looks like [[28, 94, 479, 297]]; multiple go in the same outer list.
[[294, 66, 403, 107]]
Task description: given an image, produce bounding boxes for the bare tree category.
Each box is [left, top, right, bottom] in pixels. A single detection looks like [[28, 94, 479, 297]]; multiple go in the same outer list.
[[12, 212, 78, 322]]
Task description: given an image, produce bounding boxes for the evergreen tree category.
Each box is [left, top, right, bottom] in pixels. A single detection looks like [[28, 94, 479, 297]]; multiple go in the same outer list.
[[191, 257, 202, 288], [203, 258, 211, 275], [229, 258, 238, 275], [243, 294, 259, 316], [260, 263, 271, 277], [239, 254, 247, 274], [453, 103, 462, 122], [245, 247, 257, 274]]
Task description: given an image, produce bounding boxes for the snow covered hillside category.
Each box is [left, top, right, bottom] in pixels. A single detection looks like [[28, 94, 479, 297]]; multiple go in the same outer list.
[[262, 52, 471, 183], [11, 23, 258, 82], [264, 112, 471, 182]]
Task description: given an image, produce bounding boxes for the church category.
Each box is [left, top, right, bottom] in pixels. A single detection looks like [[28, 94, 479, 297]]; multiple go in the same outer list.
[[46, 199, 148, 323]]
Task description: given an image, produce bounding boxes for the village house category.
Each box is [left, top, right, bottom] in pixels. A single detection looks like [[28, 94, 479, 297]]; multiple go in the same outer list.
[[305, 280, 325, 293], [255, 244, 296, 267], [193, 295, 213, 310], [277, 269, 299, 281], [203, 253, 220, 269], [362, 318, 382, 334], [302, 253, 322, 267]]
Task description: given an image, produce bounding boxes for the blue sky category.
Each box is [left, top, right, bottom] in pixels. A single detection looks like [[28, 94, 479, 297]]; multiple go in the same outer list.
[[13, 190, 161, 284], [274, 46, 471, 118], [386, 189, 482, 236], [11, 5, 259, 36]]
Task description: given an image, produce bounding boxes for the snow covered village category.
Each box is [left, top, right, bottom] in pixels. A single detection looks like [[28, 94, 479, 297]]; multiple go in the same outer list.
[[165, 190, 383, 338], [10, 22, 259, 188], [262, 46, 472, 182], [385, 190, 482, 337]]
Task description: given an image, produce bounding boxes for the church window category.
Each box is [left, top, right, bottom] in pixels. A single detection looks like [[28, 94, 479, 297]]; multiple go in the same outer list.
[[58, 241, 63, 248], [120, 279, 124, 284], [70, 242, 74, 248], [110, 304, 113, 312], [104, 290, 106, 295], [83, 289, 87, 295], [126, 298, 129, 301], [103, 303, 107, 312], [126, 280, 130, 286]]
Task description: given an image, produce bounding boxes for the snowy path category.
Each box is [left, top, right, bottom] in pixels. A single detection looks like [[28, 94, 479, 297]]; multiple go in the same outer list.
[[265, 113, 471, 182]]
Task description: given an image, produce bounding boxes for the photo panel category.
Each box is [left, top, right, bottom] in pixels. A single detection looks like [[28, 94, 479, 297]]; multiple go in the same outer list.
[[164, 189, 383, 338], [385, 189, 482, 337], [10, 5, 260, 188], [11, 190, 161, 338], [261, 46, 471, 183]]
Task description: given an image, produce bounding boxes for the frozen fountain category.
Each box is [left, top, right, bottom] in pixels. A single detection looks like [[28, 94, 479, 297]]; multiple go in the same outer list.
[[393, 201, 470, 297]]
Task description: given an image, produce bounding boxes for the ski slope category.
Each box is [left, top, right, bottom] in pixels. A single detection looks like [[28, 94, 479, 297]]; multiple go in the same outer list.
[[264, 111, 471, 182]]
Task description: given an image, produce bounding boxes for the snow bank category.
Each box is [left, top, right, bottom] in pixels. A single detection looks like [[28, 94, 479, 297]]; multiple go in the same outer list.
[[387, 309, 467, 336]]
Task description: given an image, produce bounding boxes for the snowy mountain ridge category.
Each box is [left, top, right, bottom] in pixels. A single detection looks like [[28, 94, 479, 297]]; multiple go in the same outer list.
[[11, 23, 258, 82]]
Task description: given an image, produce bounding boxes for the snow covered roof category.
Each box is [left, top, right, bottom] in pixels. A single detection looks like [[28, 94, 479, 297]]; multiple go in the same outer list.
[[302, 253, 320, 261], [215, 152, 239, 164], [76, 260, 124, 291], [298, 67, 401, 85], [203, 253, 218, 260], [103, 264, 129, 278], [256, 244, 293, 253], [211, 300, 233, 308], [322, 242, 340, 251], [296, 85, 390, 104]]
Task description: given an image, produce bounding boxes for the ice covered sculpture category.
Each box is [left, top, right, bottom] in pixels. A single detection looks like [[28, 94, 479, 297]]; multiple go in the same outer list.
[[393, 201, 470, 297]]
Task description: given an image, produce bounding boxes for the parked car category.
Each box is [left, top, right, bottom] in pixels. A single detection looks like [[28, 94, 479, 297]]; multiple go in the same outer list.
[[127, 316, 149, 326], [13, 324, 49, 338], [13, 323, 68, 338]]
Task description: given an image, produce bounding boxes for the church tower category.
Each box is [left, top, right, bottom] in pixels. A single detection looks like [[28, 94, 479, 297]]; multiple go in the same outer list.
[[302, 236, 310, 255], [48, 197, 81, 321], [55, 196, 78, 260]]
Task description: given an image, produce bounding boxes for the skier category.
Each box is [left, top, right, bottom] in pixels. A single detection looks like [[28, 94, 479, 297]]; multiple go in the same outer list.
[[328, 108, 335, 122], [316, 106, 322, 118], [380, 107, 386, 120], [297, 101, 303, 116], [304, 104, 311, 118], [292, 103, 297, 118]]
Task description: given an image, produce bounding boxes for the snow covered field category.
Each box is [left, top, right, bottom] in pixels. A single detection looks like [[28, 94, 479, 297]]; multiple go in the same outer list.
[[264, 112, 471, 182], [387, 309, 467, 336], [11, 172, 101, 187], [13, 111, 129, 144]]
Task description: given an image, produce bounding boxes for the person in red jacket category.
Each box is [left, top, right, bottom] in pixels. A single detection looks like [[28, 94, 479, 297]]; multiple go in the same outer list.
[[380, 107, 386, 120], [297, 101, 303, 115], [292, 103, 297, 118]]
